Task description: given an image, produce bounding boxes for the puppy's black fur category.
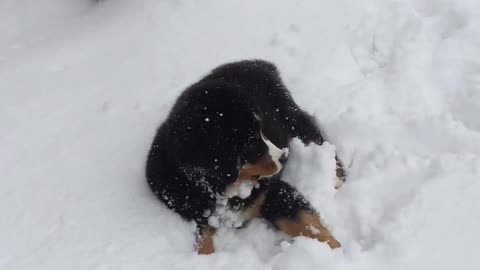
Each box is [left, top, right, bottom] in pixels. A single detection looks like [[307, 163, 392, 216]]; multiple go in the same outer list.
[[146, 60, 326, 233]]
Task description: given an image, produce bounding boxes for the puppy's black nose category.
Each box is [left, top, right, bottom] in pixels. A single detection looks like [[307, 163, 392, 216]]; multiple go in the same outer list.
[[279, 152, 288, 163]]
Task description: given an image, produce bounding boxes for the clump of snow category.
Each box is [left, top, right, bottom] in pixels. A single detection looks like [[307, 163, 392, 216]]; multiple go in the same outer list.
[[225, 180, 257, 199], [208, 205, 245, 229], [2, 0, 480, 269], [307, 224, 321, 235], [284, 138, 339, 193], [207, 181, 258, 229]]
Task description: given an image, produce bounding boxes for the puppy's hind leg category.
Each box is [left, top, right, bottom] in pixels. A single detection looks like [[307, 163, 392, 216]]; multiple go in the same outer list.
[[260, 179, 341, 249], [275, 210, 341, 249]]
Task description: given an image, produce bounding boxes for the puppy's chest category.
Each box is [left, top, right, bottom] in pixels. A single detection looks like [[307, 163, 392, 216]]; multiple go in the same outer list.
[[206, 199, 248, 228], [205, 181, 261, 228]]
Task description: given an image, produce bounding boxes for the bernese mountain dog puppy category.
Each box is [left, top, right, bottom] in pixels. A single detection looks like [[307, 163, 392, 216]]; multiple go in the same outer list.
[[146, 60, 345, 254]]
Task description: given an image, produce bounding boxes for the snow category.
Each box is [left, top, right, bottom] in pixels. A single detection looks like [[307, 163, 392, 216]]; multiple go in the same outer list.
[[1, 0, 480, 269], [225, 180, 257, 199]]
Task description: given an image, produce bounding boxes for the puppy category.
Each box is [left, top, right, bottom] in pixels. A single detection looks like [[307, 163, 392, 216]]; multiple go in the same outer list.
[[146, 60, 345, 254]]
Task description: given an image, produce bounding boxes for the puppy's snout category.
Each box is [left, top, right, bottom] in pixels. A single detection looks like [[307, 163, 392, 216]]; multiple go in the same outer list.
[[239, 139, 288, 180], [260, 132, 288, 175]]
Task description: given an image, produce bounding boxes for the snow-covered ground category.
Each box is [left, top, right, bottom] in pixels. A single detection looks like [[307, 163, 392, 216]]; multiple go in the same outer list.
[[1, 0, 480, 269]]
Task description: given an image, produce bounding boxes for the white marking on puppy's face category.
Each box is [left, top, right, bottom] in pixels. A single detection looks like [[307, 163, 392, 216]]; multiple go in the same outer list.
[[260, 132, 285, 174]]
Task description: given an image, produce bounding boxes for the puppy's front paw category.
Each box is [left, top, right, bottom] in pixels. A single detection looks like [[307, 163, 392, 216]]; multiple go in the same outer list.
[[294, 115, 324, 145], [334, 158, 346, 189]]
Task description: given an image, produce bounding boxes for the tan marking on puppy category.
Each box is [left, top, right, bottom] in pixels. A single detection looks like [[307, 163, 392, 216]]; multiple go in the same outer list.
[[196, 226, 216, 255], [225, 162, 270, 200], [238, 158, 278, 180], [275, 210, 341, 249], [244, 192, 267, 219]]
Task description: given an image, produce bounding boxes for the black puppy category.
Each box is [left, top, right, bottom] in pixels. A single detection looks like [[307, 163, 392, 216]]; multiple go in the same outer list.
[[146, 60, 344, 254]]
